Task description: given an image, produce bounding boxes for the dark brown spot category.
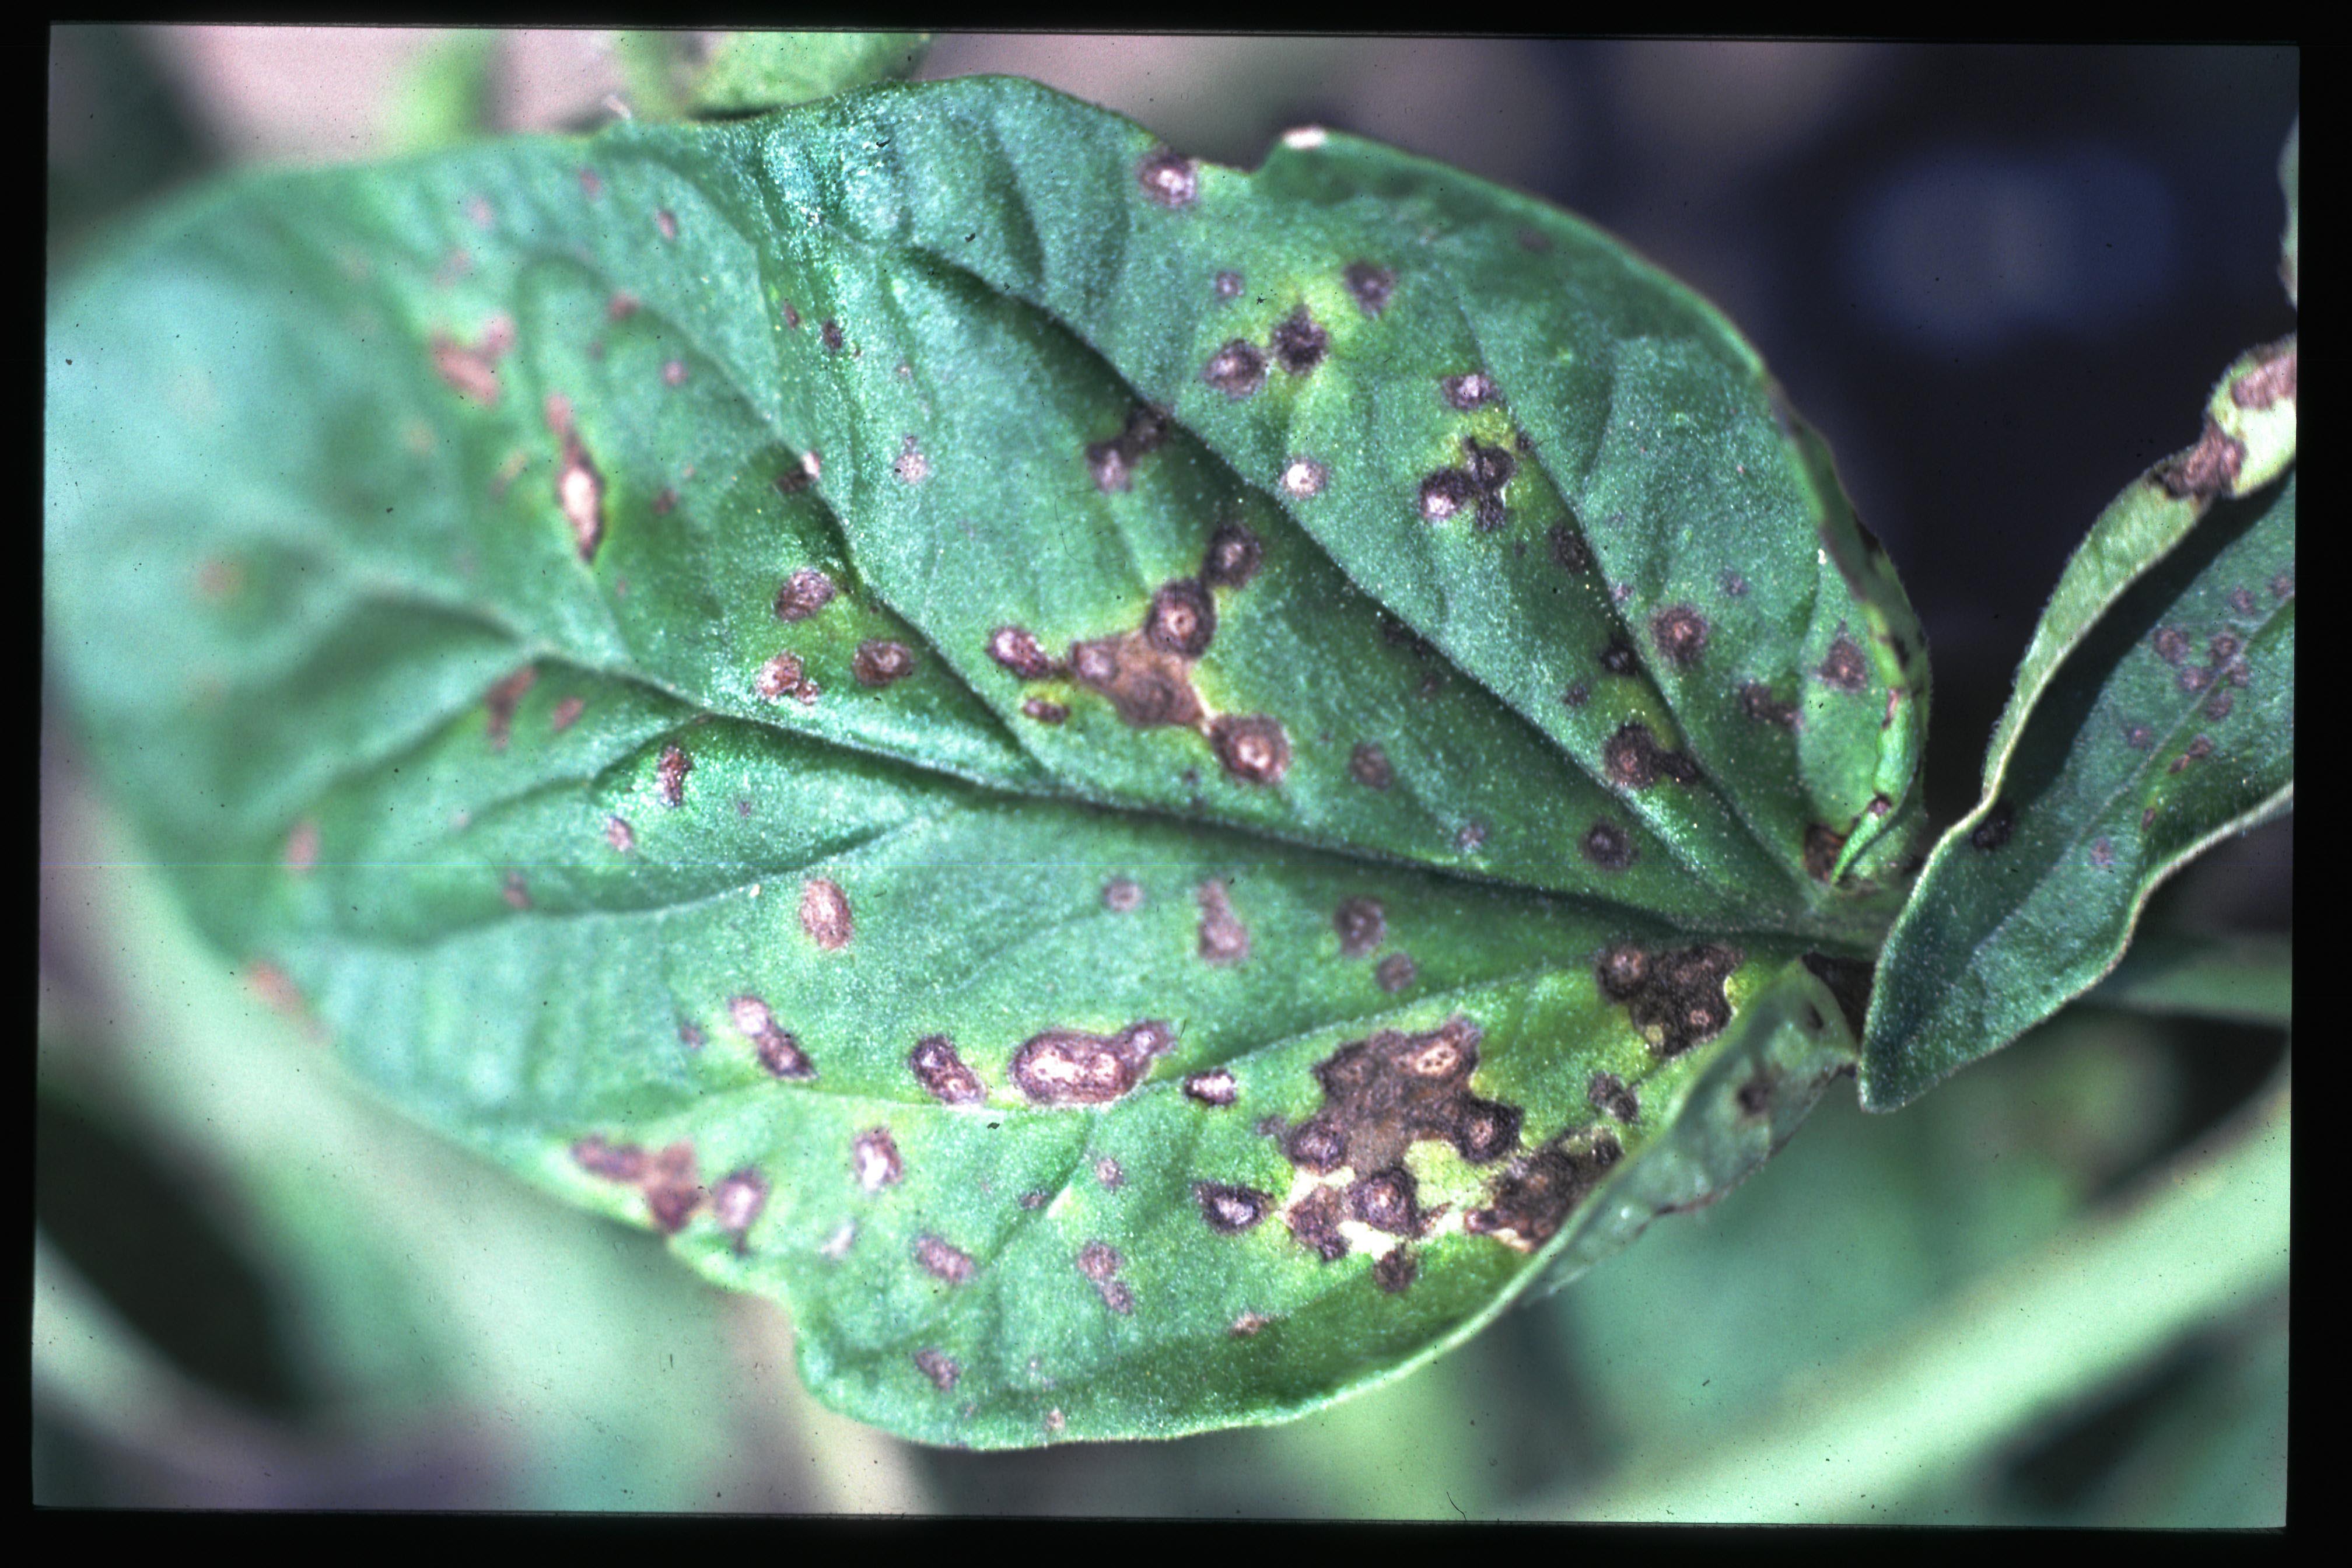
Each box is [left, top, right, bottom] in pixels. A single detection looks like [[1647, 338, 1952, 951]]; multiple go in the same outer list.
[[2270, 570, 2294, 601], [755, 652, 810, 703], [573, 1135, 648, 1181], [1419, 468, 1476, 523], [1581, 821, 1637, 871], [1210, 715, 1291, 784], [1604, 723, 1699, 788], [852, 639, 916, 688], [2158, 417, 2246, 498], [1441, 372, 1497, 410], [1136, 147, 1198, 208], [604, 815, 635, 853], [1562, 683, 1591, 708], [1515, 226, 1552, 253], [1596, 943, 1649, 1001], [1375, 953, 1417, 993], [1737, 1074, 1774, 1116], [662, 358, 688, 387], [1196, 1181, 1270, 1233], [2208, 632, 2243, 663], [1457, 821, 1488, 852], [1548, 523, 1592, 573], [780, 299, 800, 329], [1343, 260, 1395, 316], [800, 878, 853, 951], [731, 993, 815, 1080], [988, 625, 1056, 679], [1203, 339, 1267, 398], [1202, 522, 1264, 589], [1145, 578, 1216, 657], [656, 744, 691, 807], [1373, 1248, 1418, 1294], [891, 435, 928, 485], [1650, 604, 1709, 668], [2150, 626, 2191, 666], [549, 695, 585, 732], [2177, 666, 2212, 695], [1010, 1021, 1171, 1105], [774, 568, 837, 622], [852, 1127, 904, 1192], [1346, 1166, 1424, 1236], [1805, 822, 1847, 883], [1196, 880, 1250, 965], [1587, 1072, 1640, 1122], [641, 1142, 704, 1234], [1464, 1132, 1621, 1251], [1019, 1190, 1049, 1210], [1072, 632, 1205, 728], [1462, 437, 1516, 494], [1598, 638, 1638, 677], [1022, 696, 1069, 724], [501, 870, 531, 911], [1741, 682, 1800, 727], [1084, 404, 1171, 492], [2204, 688, 2235, 720], [913, 1349, 960, 1391], [2090, 838, 2116, 870], [1269, 306, 1329, 374], [1969, 801, 2015, 852], [1285, 1116, 1348, 1172], [1819, 635, 1868, 692], [1349, 742, 1393, 789], [2169, 735, 2214, 774], [1094, 1157, 1125, 1190], [910, 1036, 985, 1105], [1287, 1184, 1350, 1261], [2124, 723, 2154, 748], [1720, 570, 1751, 597], [2230, 587, 2258, 615], [1098, 878, 1144, 914], [1184, 1069, 1239, 1107], [1334, 897, 1386, 958], [1214, 270, 1244, 300], [1230, 1312, 1272, 1337], [914, 1233, 975, 1285], [820, 320, 844, 354], [2225, 662, 2249, 687], [1599, 944, 1741, 1058]]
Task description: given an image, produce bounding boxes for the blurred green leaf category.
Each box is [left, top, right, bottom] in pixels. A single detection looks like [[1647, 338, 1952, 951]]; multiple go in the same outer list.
[[2278, 119, 2298, 307], [47, 76, 1926, 1447], [1520, 1068, 2288, 1522], [383, 30, 499, 153], [2077, 929, 2291, 1026], [694, 32, 932, 114]]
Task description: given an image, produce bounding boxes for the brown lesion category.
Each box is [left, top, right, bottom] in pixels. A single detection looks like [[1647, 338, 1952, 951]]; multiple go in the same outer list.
[[995, 527, 1293, 785], [1275, 1015, 1524, 1264], [1462, 1130, 1622, 1251]]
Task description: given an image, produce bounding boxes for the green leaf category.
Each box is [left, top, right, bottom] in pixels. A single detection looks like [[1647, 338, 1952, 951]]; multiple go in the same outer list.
[[46, 77, 1924, 1447], [1862, 465, 2292, 1111]]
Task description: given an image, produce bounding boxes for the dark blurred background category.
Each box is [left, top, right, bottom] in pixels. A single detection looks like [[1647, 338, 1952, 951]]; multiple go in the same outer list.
[[43, 32, 2292, 1516]]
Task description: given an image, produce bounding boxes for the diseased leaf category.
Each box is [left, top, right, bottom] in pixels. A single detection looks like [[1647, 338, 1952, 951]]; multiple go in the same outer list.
[[46, 78, 1924, 1446], [1863, 471, 2292, 1110]]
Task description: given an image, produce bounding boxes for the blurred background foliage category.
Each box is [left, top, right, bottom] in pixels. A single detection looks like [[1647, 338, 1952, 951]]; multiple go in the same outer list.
[[41, 29, 2291, 1516]]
